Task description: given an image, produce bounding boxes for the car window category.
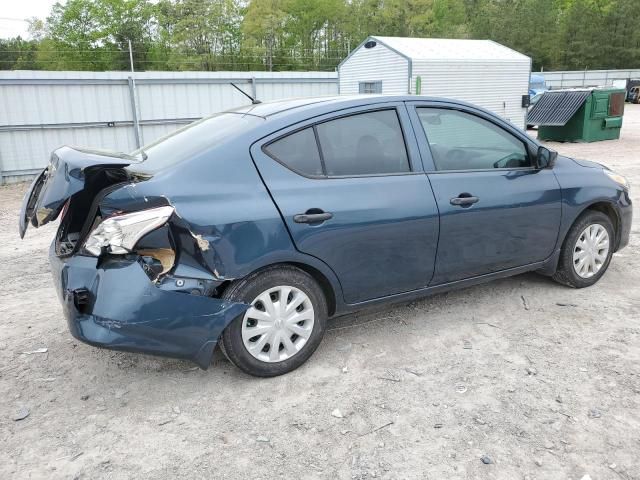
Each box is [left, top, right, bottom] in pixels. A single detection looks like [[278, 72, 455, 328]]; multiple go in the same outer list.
[[128, 113, 262, 175], [263, 127, 323, 176], [316, 109, 410, 176], [417, 108, 530, 171]]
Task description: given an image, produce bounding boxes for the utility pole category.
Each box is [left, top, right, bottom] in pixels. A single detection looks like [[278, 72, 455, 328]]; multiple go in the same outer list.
[[128, 39, 143, 148]]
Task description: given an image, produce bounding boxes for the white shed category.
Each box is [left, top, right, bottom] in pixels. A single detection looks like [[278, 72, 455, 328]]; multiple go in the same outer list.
[[338, 36, 531, 129]]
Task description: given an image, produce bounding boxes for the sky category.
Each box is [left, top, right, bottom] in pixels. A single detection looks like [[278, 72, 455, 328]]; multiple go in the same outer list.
[[0, 0, 62, 39]]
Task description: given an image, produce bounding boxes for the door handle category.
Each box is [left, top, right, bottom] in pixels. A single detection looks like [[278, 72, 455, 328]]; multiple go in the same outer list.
[[293, 211, 333, 224], [450, 195, 479, 206]]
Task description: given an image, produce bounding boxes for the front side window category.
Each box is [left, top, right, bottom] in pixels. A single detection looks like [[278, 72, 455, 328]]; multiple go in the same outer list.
[[417, 108, 530, 171], [316, 109, 410, 176], [263, 127, 323, 176]]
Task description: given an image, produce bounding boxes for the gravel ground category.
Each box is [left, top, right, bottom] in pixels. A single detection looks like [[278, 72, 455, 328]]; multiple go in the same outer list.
[[1, 105, 639, 480]]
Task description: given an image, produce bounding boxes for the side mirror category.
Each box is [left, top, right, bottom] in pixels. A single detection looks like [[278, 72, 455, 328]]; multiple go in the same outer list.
[[536, 146, 557, 169]]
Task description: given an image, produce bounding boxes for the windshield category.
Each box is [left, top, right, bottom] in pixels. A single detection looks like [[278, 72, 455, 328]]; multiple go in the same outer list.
[[128, 112, 263, 174]]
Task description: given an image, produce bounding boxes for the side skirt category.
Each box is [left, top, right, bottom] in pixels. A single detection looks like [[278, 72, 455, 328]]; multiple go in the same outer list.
[[335, 259, 552, 316]]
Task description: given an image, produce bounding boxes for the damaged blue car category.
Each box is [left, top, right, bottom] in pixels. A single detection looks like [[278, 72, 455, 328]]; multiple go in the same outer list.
[[19, 95, 632, 377]]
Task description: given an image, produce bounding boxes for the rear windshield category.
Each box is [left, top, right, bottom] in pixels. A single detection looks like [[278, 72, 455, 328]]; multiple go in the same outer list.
[[128, 112, 262, 174]]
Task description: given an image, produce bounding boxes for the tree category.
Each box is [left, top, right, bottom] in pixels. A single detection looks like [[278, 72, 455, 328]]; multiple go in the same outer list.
[[0, 38, 39, 70], [242, 0, 289, 71], [168, 0, 241, 70], [1, 0, 639, 72]]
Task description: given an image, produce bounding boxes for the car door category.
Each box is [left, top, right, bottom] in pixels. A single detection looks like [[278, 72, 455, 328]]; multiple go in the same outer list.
[[250, 103, 439, 304], [407, 102, 562, 285]]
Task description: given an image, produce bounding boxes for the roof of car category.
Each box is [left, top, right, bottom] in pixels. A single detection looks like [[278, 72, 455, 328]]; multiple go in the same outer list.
[[230, 94, 465, 118]]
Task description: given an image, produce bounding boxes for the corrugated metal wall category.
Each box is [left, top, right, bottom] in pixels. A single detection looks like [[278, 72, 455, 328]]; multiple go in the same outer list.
[[338, 43, 529, 129], [539, 69, 640, 89], [412, 59, 530, 129], [339, 43, 409, 95], [0, 71, 338, 183]]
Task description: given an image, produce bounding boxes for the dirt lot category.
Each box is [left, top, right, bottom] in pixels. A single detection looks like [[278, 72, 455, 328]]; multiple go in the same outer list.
[[1, 106, 639, 480]]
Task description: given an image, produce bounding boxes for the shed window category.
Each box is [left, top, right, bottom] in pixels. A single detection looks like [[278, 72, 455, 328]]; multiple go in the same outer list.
[[359, 81, 382, 94]]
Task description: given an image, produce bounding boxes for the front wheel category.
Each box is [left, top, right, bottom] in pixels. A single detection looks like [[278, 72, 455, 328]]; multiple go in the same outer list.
[[220, 265, 327, 377], [552, 210, 615, 288]]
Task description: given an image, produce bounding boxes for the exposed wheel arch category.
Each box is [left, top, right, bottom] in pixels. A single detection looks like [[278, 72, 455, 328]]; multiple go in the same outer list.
[[552, 209, 615, 288], [580, 201, 621, 251], [538, 200, 622, 277], [219, 261, 338, 317], [288, 262, 337, 317]]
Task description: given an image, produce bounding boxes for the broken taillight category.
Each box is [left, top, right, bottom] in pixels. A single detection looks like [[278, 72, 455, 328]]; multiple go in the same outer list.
[[59, 199, 71, 222], [83, 206, 174, 256]]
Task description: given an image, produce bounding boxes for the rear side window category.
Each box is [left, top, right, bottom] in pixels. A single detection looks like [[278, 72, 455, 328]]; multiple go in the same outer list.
[[263, 127, 323, 176], [316, 110, 410, 176]]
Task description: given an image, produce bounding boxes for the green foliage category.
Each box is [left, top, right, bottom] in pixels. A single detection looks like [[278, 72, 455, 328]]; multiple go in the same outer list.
[[0, 38, 39, 70], [0, 0, 638, 71]]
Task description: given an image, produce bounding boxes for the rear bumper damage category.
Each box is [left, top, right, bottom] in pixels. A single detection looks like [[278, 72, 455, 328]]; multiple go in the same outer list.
[[50, 244, 249, 368]]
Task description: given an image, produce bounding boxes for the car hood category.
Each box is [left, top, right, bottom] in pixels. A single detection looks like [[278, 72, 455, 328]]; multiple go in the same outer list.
[[568, 157, 607, 170], [18, 146, 141, 238]]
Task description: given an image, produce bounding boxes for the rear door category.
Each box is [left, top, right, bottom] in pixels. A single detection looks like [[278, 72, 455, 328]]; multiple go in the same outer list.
[[251, 103, 439, 304], [408, 102, 562, 285]]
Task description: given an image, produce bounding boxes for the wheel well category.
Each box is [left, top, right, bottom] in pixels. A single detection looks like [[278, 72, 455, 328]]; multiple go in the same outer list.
[[288, 262, 337, 316], [585, 202, 620, 249], [217, 262, 337, 316]]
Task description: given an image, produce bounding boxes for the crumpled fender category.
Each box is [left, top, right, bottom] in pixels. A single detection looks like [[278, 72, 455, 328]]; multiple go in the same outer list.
[[52, 250, 249, 368]]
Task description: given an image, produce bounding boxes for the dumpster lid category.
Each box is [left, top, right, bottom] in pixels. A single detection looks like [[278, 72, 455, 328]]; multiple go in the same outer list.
[[528, 89, 592, 126]]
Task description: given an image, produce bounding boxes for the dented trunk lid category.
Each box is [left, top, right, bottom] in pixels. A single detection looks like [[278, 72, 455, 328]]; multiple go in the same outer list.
[[19, 146, 141, 238]]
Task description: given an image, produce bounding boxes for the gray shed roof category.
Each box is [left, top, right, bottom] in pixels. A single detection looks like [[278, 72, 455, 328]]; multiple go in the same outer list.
[[371, 36, 530, 62]]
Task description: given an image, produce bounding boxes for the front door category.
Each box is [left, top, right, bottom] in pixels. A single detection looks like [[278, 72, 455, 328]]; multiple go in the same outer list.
[[251, 104, 439, 304], [408, 103, 562, 285]]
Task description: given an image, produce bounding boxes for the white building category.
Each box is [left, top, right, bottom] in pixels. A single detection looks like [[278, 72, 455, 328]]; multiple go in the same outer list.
[[338, 36, 531, 129]]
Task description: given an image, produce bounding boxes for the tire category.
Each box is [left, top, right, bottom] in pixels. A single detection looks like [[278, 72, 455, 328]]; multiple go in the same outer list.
[[552, 210, 615, 288], [220, 265, 327, 377]]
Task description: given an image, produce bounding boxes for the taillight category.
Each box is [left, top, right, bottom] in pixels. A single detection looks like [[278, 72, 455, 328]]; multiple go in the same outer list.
[[59, 199, 71, 221], [83, 206, 175, 256]]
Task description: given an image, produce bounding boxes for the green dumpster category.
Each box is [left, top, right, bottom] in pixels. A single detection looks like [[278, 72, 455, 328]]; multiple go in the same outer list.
[[529, 87, 626, 142]]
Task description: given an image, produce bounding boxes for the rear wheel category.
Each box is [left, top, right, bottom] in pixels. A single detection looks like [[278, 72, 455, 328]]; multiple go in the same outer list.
[[552, 210, 614, 288], [220, 265, 327, 377]]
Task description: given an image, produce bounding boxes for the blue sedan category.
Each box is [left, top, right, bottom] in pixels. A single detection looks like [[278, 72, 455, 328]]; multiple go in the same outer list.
[[19, 95, 632, 376]]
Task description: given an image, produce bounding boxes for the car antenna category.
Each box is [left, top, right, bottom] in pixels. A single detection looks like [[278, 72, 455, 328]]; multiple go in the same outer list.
[[230, 82, 261, 104]]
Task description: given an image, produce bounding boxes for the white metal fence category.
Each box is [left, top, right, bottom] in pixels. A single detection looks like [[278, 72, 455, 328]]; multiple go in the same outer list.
[[539, 69, 640, 89], [0, 71, 338, 183], [3, 68, 640, 183]]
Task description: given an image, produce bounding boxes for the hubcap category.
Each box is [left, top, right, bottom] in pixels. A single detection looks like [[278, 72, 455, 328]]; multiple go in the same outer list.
[[241, 286, 314, 363], [573, 223, 610, 279]]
